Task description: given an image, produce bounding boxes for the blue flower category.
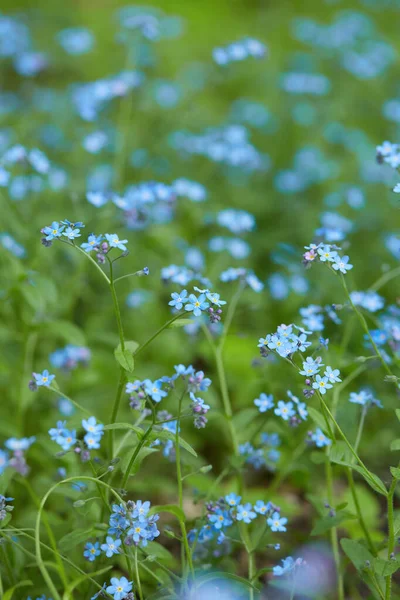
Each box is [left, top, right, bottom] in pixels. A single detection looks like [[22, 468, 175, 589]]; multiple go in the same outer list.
[[43, 221, 64, 240], [56, 429, 77, 451], [184, 293, 210, 317], [144, 379, 168, 403], [312, 375, 332, 395], [62, 227, 81, 240], [48, 421, 67, 441], [274, 400, 295, 421], [254, 500, 270, 515], [267, 511, 287, 532], [324, 366, 341, 383], [101, 536, 121, 558], [33, 369, 55, 387], [81, 234, 103, 252], [84, 432, 102, 449], [317, 244, 338, 262], [332, 255, 353, 274], [206, 291, 227, 307], [273, 556, 294, 576], [105, 233, 128, 251], [82, 416, 104, 436], [84, 541, 100, 562], [254, 393, 274, 413], [209, 509, 233, 530], [225, 492, 241, 507], [299, 357, 322, 376], [169, 290, 188, 310], [132, 500, 151, 522], [236, 503, 257, 523], [127, 521, 149, 543], [311, 428, 331, 448], [106, 576, 133, 600]]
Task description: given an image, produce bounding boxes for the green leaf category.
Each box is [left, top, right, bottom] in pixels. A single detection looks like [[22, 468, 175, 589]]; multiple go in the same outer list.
[[145, 541, 177, 567], [310, 451, 327, 465], [373, 558, 400, 577], [341, 538, 374, 570], [103, 422, 144, 439], [391, 439, 400, 451], [125, 340, 139, 353], [167, 319, 194, 328], [150, 504, 185, 523], [155, 429, 197, 457], [329, 455, 387, 496], [120, 446, 159, 475], [390, 466, 400, 479], [58, 528, 95, 553], [311, 511, 356, 536], [396, 409, 400, 422], [308, 407, 328, 433], [114, 344, 134, 372], [3, 580, 33, 600]]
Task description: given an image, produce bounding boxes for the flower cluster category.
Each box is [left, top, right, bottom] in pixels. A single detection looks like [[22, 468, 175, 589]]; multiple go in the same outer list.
[[303, 243, 353, 274], [220, 267, 264, 292], [49, 345, 91, 371], [49, 416, 104, 455], [84, 500, 160, 563], [300, 358, 341, 396], [189, 494, 287, 553], [349, 388, 382, 408], [169, 286, 226, 322], [273, 555, 306, 577], [1, 437, 36, 476], [212, 38, 267, 65], [239, 433, 281, 471], [258, 323, 311, 359]]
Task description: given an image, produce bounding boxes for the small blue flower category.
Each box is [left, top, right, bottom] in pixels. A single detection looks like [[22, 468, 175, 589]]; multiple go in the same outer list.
[[106, 576, 133, 600], [332, 254, 353, 274], [84, 541, 100, 562], [317, 244, 338, 262], [62, 227, 81, 240], [105, 233, 128, 251], [84, 432, 102, 449], [132, 500, 151, 522], [0, 450, 9, 475], [101, 536, 121, 558], [274, 400, 295, 421], [312, 375, 332, 395], [81, 234, 103, 252], [311, 428, 331, 448], [299, 357, 322, 376], [209, 509, 233, 530], [225, 492, 241, 507], [82, 416, 104, 436], [184, 293, 210, 317], [324, 366, 341, 384], [254, 393, 274, 413], [168, 290, 188, 310], [236, 503, 257, 523], [273, 556, 295, 576], [43, 221, 64, 240], [33, 369, 55, 387], [267, 511, 287, 532], [144, 379, 168, 403], [254, 500, 270, 515]]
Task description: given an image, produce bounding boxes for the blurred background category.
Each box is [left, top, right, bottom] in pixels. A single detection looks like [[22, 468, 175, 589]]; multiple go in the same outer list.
[[1, 0, 400, 596]]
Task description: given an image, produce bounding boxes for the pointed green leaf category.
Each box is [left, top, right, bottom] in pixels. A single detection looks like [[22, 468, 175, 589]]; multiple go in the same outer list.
[[150, 504, 185, 523], [3, 580, 33, 600], [391, 440, 400, 452], [307, 407, 328, 433]]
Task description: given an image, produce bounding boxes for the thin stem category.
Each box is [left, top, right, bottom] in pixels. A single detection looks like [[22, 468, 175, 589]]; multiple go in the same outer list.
[[175, 390, 195, 580], [134, 547, 143, 600], [217, 280, 245, 351], [72, 243, 110, 285], [239, 523, 255, 600], [48, 385, 93, 417], [354, 405, 367, 455], [108, 368, 126, 460], [325, 458, 344, 600], [347, 471, 376, 555], [121, 401, 156, 488], [133, 312, 185, 357], [108, 257, 125, 351], [340, 274, 398, 385], [385, 478, 397, 600]]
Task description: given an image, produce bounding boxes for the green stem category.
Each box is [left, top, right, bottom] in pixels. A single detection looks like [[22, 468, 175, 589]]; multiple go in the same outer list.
[[72, 242, 110, 285], [48, 385, 93, 417], [175, 391, 195, 581], [325, 457, 344, 600], [385, 478, 397, 600], [133, 312, 185, 357], [108, 368, 126, 460], [1, 543, 15, 586], [340, 274, 398, 385], [347, 471, 376, 555], [240, 523, 255, 600], [121, 401, 156, 488], [134, 547, 143, 600], [108, 258, 125, 351]]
